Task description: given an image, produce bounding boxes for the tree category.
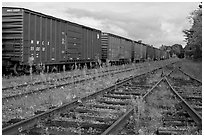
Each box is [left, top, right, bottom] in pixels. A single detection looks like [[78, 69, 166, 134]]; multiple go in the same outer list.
[[171, 44, 184, 58], [183, 3, 202, 59]]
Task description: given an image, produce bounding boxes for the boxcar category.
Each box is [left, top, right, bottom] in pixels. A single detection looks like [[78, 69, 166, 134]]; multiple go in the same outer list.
[[160, 50, 165, 60], [101, 32, 132, 64], [140, 43, 147, 61], [133, 41, 146, 63], [133, 41, 141, 62], [120, 38, 132, 62], [154, 48, 161, 60], [2, 7, 101, 73], [161, 50, 170, 60], [146, 44, 155, 60]]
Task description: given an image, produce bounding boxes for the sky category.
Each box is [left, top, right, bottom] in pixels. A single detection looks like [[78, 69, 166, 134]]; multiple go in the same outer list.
[[2, 1, 200, 48]]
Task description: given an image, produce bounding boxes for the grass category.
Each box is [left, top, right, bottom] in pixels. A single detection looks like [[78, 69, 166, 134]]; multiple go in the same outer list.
[[2, 59, 179, 124], [2, 58, 176, 88], [2, 64, 123, 88], [2, 65, 133, 122], [180, 59, 202, 81], [125, 76, 202, 135], [2, 65, 132, 98], [127, 81, 179, 135]]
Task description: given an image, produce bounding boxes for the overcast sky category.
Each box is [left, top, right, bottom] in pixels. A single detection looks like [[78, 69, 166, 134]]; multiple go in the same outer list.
[[2, 2, 200, 48]]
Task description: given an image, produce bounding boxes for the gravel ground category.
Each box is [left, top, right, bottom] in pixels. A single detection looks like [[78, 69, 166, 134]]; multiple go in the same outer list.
[[2, 59, 178, 124]]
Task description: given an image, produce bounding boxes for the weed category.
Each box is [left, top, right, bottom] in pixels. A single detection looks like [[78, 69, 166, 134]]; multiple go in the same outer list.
[[28, 57, 34, 81], [2, 59, 179, 125], [129, 81, 181, 135]]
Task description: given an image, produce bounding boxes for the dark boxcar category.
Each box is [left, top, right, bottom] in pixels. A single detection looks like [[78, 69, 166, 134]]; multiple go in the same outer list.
[[146, 44, 155, 60], [2, 7, 23, 69], [120, 38, 132, 61], [81, 27, 101, 62], [133, 41, 146, 62], [154, 47, 161, 60], [140, 43, 147, 61], [101, 33, 109, 62], [160, 50, 165, 60], [2, 7, 101, 73], [157, 48, 162, 60], [101, 33, 120, 62], [160, 50, 168, 60], [101, 32, 132, 64], [162, 50, 170, 59], [133, 41, 141, 62]]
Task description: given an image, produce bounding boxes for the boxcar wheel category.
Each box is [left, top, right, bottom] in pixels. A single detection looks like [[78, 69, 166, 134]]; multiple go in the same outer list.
[[51, 66, 58, 73], [13, 63, 23, 75], [23, 66, 31, 74]]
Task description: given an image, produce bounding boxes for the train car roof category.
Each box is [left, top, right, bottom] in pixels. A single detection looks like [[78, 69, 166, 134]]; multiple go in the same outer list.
[[2, 7, 101, 32], [134, 41, 160, 50], [102, 32, 133, 42]]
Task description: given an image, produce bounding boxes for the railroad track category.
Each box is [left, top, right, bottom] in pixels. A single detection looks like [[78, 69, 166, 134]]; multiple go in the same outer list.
[[155, 77, 201, 135], [154, 75, 202, 135], [166, 68, 202, 120], [115, 77, 201, 134], [2, 61, 176, 135], [2, 65, 134, 90], [2, 66, 139, 101], [2, 59, 176, 90], [178, 68, 202, 83], [2, 61, 178, 125], [102, 66, 202, 135], [2, 60, 177, 101]]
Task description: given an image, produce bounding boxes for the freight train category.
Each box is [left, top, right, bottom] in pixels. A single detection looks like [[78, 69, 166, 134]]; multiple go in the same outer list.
[[2, 7, 169, 74]]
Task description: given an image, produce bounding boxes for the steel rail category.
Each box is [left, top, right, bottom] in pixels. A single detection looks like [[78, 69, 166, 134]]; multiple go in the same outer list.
[[2, 65, 163, 135], [2, 61, 178, 135], [178, 68, 202, 84], [2, 59, 178, 91], [2, 67, 136, 101], [101, 67, 180, 135], [2, 76, 132, 135], [3, 60, 177, 101], [164, 77, 202, 129], [102, 77, 164, 135], [2, 66, 136, 91], [101, 107, 134, 135]]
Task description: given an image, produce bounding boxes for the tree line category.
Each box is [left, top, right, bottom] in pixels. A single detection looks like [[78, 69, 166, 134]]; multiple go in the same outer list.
[[183, 3, 202, 59], [159, 3, 202, 60]]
